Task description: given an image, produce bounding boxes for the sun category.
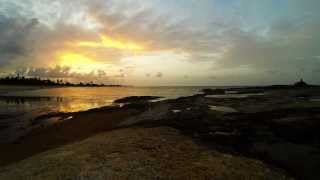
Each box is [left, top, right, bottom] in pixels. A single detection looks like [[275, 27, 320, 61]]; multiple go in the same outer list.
[[57, 52, 102, 73]]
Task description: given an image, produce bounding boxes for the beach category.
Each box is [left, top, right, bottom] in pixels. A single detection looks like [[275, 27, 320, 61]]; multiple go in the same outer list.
[[0, 86, 320, 179]]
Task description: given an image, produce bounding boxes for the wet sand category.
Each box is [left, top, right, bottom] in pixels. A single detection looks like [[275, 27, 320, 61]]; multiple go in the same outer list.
[[0, 105, 146, 167]]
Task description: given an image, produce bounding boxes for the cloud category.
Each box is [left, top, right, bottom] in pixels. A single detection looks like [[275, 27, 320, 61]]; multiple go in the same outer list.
[[156, 72, 163, 78], [0, 0, 220, 68], [0, 0, 226, 79], [0, 15, 39, 66], [1, 0, 320, 85], [84, 0, 223, 59], [15, 66, 108, 82], [212, 15, 320, 84]]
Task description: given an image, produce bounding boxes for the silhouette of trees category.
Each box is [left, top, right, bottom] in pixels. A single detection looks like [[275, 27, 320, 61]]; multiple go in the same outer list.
[[0, 75, 121, 87]]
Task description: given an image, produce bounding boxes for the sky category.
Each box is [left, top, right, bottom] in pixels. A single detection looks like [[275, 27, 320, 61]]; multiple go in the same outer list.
[[0, 0, 320, 86]]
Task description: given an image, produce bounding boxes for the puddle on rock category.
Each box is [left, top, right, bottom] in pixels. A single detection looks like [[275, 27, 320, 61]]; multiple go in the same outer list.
[[172, 110, 181, 113], [206, 93, 265, 99], [310, 98, 320, 102], [209, 105, 238, 113]]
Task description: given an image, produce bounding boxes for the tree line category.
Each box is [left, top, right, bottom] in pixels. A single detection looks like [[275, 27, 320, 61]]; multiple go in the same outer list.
[[0, 75, 121, 87]]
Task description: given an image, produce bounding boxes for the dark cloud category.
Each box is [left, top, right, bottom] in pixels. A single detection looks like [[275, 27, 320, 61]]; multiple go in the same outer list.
[[0, 15, 39, 65]]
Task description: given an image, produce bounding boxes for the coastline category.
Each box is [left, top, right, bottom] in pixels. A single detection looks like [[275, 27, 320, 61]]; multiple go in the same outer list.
[[0, 104, 145, 167], [0, 86, 320, 179]]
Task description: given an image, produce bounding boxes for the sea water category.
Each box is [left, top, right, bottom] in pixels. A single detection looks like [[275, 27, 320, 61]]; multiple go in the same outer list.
[[0, 86, 206, 142]]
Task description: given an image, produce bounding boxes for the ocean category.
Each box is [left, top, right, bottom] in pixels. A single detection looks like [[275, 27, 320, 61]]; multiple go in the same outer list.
[[0, 86, 208, 142]]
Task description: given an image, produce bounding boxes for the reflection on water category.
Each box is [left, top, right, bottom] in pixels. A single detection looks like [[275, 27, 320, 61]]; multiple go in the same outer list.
[[0, 96, 113, 143], [0, 86, 204, 143], [2, 97, 51, 104], [0, 96, 113, 114]]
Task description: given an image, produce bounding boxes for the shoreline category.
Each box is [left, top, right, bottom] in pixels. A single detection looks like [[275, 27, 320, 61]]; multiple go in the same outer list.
[[0, 103, 147, 167], [0, 86, 320, 179]]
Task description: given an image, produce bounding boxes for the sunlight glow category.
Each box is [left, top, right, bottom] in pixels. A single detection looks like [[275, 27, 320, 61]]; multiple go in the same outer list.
[[58, 52, 103, 73], [76, 35, 144, 51]]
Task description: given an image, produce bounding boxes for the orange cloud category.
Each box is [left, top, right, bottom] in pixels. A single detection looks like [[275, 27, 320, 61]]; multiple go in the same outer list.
[[75, 35, 145, 51]]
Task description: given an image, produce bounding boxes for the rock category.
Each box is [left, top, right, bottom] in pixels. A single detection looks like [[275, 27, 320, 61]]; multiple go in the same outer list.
[[118, 102, 170, 126], [114, 96, 162, 104], [202, 89, 226, 95], [252, 142, 320, 180], [0, 127, 292, 180], [293, 79, 309, 88]]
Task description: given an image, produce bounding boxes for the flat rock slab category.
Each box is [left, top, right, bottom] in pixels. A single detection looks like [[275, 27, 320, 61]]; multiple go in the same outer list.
[[0, 127, 291, 180]]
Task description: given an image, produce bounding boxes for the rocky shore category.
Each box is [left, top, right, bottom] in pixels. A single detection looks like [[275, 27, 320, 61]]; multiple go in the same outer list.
[[1, 86, 320, 179]]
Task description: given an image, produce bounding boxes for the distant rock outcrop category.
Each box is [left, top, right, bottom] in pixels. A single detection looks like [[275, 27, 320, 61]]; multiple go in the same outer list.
[[294, 79, 309, 87]]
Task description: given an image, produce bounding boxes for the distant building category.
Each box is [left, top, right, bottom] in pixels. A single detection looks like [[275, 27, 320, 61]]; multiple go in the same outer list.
[[293, 79, 309, 87]]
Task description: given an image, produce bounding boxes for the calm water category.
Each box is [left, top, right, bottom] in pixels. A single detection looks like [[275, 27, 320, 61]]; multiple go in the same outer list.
[[0, 86, 205, 142]]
